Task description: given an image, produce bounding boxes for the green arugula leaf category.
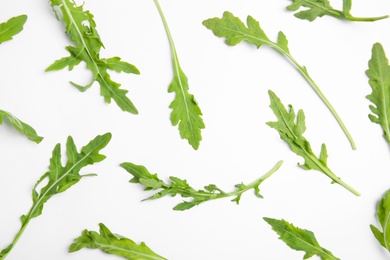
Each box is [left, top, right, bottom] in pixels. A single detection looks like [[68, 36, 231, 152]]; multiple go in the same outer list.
[[47, 0, 140, 114], [0, 110, 43, 143], [366, 43, 390, 144], [0, 15, 27, 44], [153, 0, 204, 149], [286, 0, 388, 22], [202, 11, 356, 150], [266, 90, 360, 196], [69, 223, 167, 260], [264, 217, 340, 260], [0, 133, 111, 259], [370, 189, 390, 252], [120, 160, 283, 210]]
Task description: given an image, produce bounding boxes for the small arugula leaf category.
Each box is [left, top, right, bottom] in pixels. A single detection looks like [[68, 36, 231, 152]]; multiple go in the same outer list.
[[0, 110, 43, 143], [120, 160, 283, 211], [266, 90, 360, 196], [203, 11, 355, 149], [47, 0, 140, 114], [370, 189, 390, 252], [0, 133, 111, 259], [286, 0, 388, 22], [69, 223, 167, 260], [366, 43, 390, 144], [264, 217, 340, 260], [153, 0, 204, 149], [0, 15, 27, 44]]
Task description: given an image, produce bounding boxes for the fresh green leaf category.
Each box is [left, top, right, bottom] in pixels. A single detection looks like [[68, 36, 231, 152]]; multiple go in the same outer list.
[[0, 133, 111, 259], [153, 0, 204, 149], [120, 160, 283, 211], [47, 0, 140, 114], [0, 15, 27, 44], [202, 11, 356, 149], [264, 217, 340, 260], [366, 43, 390, 144], [0, 110, 43, 143], [266, 90, 360, 196], [286, 0, 388, 22], [69, 223, 167, 260], [370, 189, 390, 252]]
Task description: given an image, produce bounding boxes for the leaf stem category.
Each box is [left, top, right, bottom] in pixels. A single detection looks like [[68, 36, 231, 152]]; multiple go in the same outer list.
[[271, 43, 356, 150]]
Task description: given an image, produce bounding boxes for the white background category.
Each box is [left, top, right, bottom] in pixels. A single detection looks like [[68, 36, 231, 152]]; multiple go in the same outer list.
[[1, 0, 390, 259]]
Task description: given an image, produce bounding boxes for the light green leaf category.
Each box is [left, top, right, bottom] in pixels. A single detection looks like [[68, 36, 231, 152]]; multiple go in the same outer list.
[[264, 217, 340, 260], [266, 90, 360, 196], [0, 133, 111, 259], [371, 189, 390, 252], [47, 0, 140, 114], [366, 43, 390, 144], [69, 223, 167, 260], [120, 160, 283, 210], [203, 11, 355, 149], [153, 0, 204, 149], [0, 110, 43, 143], [286, 0, 388, 22], [0, 15, 27, 44]]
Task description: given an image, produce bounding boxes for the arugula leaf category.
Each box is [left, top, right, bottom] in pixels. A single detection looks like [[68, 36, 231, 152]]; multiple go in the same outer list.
[[0, 133, 111, 259], [153, 0, 204, 150], [202, 11, 356, 150], [120, 160, 283, 210], [366, 43, 390, 144], [0, 15, 27, 44], [69, 223, 167, 260], [266, 90, 360, 196], [286, 0, 388, 22], [46, 0, 140, 114], [370, 189, 390, 252], [0, 110, 43, 143], [264, 217, 340, 260]]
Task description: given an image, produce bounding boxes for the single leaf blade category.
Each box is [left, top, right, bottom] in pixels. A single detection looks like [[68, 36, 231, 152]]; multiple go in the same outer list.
[[69, 223, 167, 260], [264, 217, 340, 260], [0, 110, 43, 143], [47, 0, 139, 113], [366, 43, 390, 143], [0, 15, 27, 44]]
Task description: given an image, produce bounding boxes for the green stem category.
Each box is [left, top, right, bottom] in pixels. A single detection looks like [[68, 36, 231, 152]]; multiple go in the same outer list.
[[345, 14, 389, 22], [0, 212, 32, 259], [272, 44, 356, 150]]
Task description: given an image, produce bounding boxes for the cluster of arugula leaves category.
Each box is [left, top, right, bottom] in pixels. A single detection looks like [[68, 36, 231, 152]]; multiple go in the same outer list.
[[2, 0, 390, 259]]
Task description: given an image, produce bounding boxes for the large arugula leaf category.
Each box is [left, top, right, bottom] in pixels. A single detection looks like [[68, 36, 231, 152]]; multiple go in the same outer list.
[[366, 43, 390, 144], [153, 0, 204, 149], [0, 110, 43, 143], [69, 223, 167, 260], [202, 11, 356, 150], [264, 217, 340, 260], [0, 15, 27, 44], [47, 0, 140, 114], [120, 160, 283, 210], [0, 133, 111, 259], [371, 189, 390, 252], [286, 0, 388, 22], [266, 90, 360, 196]]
